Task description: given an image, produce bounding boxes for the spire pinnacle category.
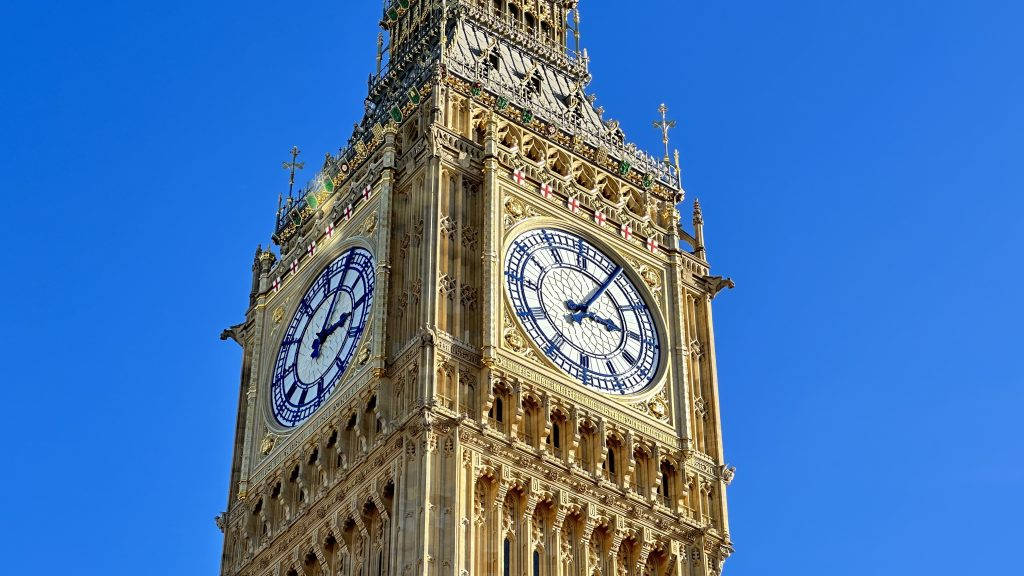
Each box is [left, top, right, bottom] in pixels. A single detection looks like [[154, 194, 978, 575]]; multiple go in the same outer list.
[[693, 198, 706, 260]]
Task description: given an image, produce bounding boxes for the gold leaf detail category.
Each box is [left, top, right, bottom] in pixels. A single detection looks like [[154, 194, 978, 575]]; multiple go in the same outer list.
[[260, 433, 276, 455]]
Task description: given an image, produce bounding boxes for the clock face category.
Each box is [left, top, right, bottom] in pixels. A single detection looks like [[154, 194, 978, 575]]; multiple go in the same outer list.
[[271, 247, 375, 428], [504, 228, 661, 395]]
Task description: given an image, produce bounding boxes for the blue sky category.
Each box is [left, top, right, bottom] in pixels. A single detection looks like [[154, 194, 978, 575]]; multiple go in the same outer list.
[[1, 1, 1021, 574]]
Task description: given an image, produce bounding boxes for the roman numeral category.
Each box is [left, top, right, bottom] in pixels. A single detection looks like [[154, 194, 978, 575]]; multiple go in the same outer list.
[[316, 270, 332, 295], [545, 334, 565, 356], [518, 308, 545, 319]]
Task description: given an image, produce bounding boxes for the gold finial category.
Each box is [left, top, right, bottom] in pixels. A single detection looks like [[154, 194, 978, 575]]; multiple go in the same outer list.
[[653, 104, 677, 165]]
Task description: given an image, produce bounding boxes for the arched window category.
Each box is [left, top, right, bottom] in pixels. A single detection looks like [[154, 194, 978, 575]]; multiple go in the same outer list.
[[503, 538, 512, 576], [552, 422, 560, 449], [660, 461, 678, 507], [533, 549, 541, 576], [607, 447, 616, 475]]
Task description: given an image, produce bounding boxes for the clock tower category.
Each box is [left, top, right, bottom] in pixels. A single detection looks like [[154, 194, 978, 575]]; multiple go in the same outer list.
[[218, 2, 736, 576]]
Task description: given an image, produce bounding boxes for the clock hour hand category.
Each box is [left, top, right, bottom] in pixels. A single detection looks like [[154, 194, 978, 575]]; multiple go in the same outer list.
[[586, 312, 621, 332], [567, 310, 621, 332]]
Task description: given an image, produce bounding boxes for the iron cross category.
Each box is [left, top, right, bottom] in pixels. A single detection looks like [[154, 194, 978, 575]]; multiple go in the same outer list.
[[653, 103, 677, 165], [282, 146, 305, 199]]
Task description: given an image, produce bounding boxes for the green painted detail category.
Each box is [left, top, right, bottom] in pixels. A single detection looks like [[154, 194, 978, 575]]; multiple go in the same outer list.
[[522, 109, 534, 123], [496, 96, 508, 110], [407, 87, 421, 105], [324, 178, 335, 194], [390, 105, 403, 123], [619, 161, 632, 176]]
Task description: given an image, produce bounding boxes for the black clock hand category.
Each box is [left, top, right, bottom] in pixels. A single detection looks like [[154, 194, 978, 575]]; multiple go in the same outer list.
[[583, 312, 621, 332], [567, 266, 623, 323], [319, 287, 340, 335], [310, 312, 351, 359]]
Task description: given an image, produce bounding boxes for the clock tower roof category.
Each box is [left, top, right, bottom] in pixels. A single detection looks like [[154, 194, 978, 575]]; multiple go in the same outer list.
[[274, 1, 682, 244]]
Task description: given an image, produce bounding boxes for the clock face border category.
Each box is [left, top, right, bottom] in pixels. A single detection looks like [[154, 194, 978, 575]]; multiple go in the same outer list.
[[501, 219, 669, 399], [264, 239, 377, 432]]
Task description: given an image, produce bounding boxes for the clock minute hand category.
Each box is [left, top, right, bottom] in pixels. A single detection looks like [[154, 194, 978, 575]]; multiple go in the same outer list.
[[319, 288, 340, 335], [566, 266, 623, 322]]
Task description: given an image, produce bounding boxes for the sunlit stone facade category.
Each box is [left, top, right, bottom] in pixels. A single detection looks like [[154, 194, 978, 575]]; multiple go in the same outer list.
[[219, 2, 735, 576]]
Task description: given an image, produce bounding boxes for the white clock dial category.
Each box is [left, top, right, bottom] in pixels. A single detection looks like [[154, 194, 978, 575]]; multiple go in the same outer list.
[[504, 228, 661, 395], [271, 248, 375, 428]]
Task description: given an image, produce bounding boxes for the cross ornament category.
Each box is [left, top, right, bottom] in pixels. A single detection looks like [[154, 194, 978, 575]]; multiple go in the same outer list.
[[282, 146, 305, 198], [653, 104, 677, 165], [621, 223, 632, 241]]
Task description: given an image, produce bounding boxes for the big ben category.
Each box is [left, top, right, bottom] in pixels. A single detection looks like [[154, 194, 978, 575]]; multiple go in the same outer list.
[[218, 2, 735, 576]]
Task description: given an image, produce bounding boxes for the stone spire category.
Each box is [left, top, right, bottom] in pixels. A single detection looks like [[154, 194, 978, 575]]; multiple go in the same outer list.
[[693, 198, 706, 261]]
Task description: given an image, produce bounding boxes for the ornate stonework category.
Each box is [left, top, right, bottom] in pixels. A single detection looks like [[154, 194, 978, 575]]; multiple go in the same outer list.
[[219, 3, 733, 576]]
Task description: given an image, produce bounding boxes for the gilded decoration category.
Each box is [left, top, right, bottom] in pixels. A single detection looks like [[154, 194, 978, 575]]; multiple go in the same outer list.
[[503, 327, 528, 354], [364, 212, 378, 235], [260, 433, 276, 455], [272, 306, 285, 325], [503, 196, 538, 231], [633, 392, 672, 424]]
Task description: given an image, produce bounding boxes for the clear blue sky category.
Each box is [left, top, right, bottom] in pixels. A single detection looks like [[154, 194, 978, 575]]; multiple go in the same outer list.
[[1, 1, 1021, 574]]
